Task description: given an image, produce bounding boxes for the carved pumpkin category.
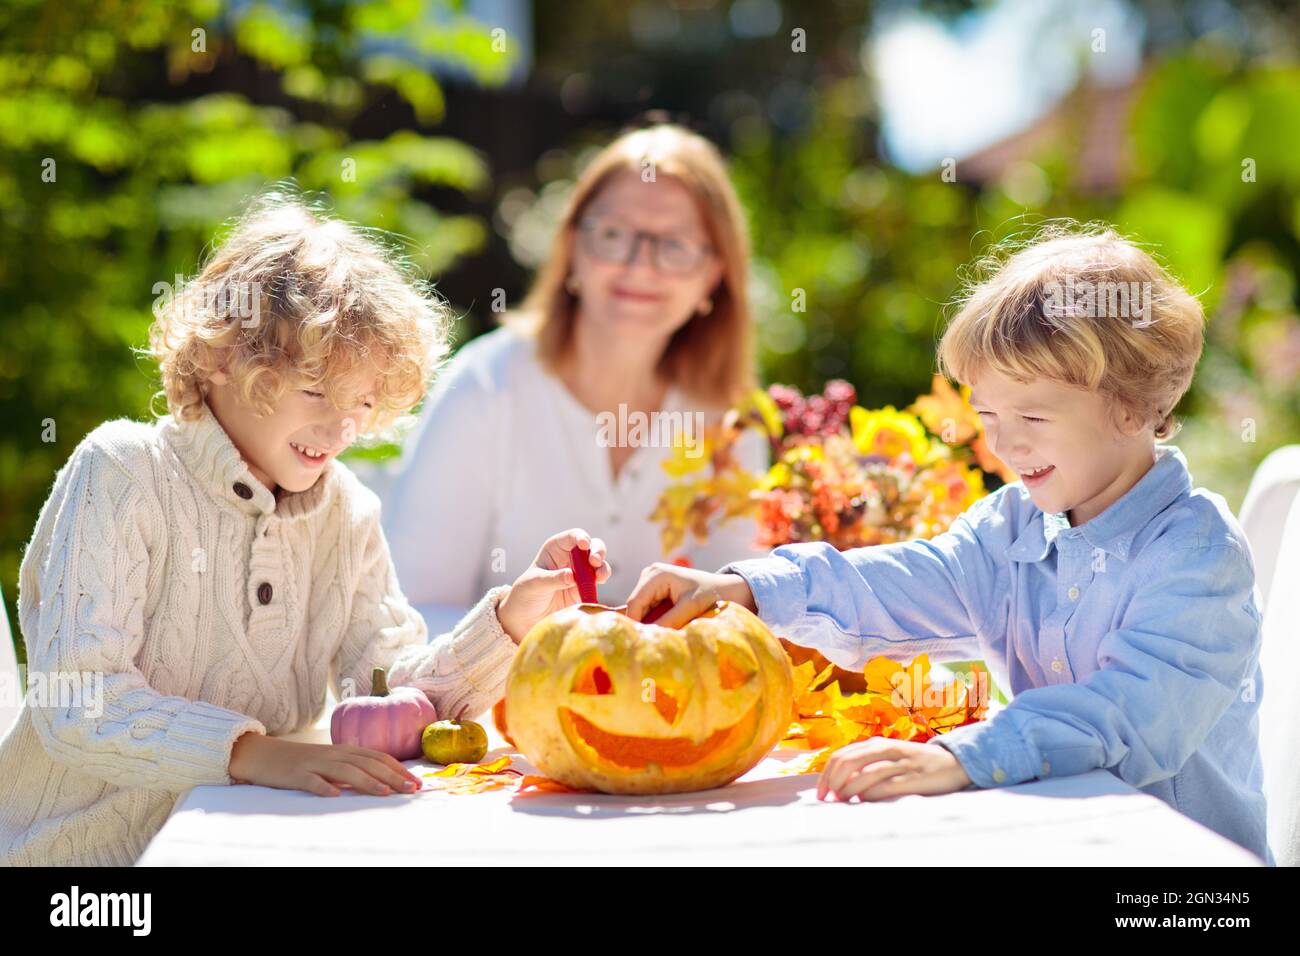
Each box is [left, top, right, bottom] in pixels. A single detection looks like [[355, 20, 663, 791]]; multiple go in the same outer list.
[[330, 666, 437, 760], [504, 600, 793, 794]]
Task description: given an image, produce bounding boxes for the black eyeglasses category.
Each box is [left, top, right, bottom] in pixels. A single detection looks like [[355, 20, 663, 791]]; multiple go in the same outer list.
[[576, 218, 715, 275]]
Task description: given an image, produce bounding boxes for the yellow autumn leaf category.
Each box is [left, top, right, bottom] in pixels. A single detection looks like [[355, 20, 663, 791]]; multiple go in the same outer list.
[[736, 387, 784, 440], [660, 426, 716, 478]]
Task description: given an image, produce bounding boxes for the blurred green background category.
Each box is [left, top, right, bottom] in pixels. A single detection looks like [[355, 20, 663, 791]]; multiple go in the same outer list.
[[2, 0, 1298, 663]]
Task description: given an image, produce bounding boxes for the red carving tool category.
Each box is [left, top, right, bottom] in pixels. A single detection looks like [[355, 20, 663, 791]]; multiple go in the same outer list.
[[569, 546, 599, 604], [568, 546, 674, 622]]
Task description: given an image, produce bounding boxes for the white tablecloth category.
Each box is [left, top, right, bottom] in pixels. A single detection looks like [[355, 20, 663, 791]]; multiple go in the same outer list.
[[138, 702, 1262, 866]]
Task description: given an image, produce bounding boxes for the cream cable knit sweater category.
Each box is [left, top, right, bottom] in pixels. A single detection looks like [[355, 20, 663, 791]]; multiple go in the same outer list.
[[0, 400, 516, 866]]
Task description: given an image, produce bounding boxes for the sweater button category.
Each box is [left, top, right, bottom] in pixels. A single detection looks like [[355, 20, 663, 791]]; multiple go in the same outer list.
[[233, 482, 253, 500], [257, 582, 273, 605]]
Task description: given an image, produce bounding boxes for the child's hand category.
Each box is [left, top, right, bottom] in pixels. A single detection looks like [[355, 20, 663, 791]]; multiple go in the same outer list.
[[497, 528, 611, 643], [817, 738, 972, 802], [625, 564, 757, 629], [229, 733, 423, 796]]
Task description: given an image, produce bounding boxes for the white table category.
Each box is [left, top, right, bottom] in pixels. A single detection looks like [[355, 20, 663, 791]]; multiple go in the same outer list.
[[138, 702, 1262, 866]]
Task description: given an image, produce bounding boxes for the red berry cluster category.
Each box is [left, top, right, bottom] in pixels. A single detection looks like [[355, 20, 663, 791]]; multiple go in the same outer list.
[[769, 380, 857, 438]]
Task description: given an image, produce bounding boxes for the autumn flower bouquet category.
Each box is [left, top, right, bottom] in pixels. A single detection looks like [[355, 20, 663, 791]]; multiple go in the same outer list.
[[650, 375, 1016, 767], [651, 374, 1016, 555]]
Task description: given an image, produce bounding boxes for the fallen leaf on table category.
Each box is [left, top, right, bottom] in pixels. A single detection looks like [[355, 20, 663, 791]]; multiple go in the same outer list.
[[778, 748, 833, 776], [514, 775, 581, 796], [420, 756, 579, 796], [778, 652, 990, 774], [422, 755, 522, 794], [425, 755, 514, 777]]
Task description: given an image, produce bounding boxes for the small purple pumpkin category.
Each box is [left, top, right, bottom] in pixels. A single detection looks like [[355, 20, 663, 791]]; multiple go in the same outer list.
[[330, 667, 437, 760]]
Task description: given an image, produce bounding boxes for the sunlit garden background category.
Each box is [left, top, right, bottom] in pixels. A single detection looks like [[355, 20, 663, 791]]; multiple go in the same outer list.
[[2, 0, 1299, 659]]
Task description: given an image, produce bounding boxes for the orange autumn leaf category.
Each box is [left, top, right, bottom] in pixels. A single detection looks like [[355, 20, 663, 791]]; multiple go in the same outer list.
[[790, 662, 837, 713], [879, 654, 932, 702], [422, 755, 522, 794], [514, 775, 581, 796], [833, 693, 901, 730], [788, 659, 823, 698], [781, 659, 840, 736], [861, 654, 925, 696], [805, 713, 863, 751], [907, 374, 980, 445], [422, 776, 518, 794], [421, 756, 579, 797], [908, 374, 1018, 485], [787, 661, 820, 716], [778, 747, 832, 775], [427, 755, 514, 777], [780, 645, 990, 773]]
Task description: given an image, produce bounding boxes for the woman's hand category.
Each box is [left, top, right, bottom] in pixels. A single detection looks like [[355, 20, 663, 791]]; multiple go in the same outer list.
[[625, 563, 756, 629], [816, 738, 972, 802], [228, 733, 423, 796], [496, 528, 611, 643]]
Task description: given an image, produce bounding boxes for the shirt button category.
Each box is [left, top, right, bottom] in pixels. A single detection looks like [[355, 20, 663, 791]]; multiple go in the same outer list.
[[1068, 585, 1080, 601], [1051, 658, 1063, 673], [233, 482, 253, 500], [257, 582, 273, 605], [1041, 761, 1051, 775], [609, 513, 621, 525], [992, 767, 1007, 784]]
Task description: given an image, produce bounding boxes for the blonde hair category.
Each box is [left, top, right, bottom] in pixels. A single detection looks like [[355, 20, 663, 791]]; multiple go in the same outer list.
[[147, 186, 452, 442], [506, 123, 755, 408], [937, 222, 1205, 440]]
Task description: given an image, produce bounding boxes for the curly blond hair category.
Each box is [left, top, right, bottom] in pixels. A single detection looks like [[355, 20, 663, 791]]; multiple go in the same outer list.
[[937, 222, 1205, 440], [147, 186, 452, 443]]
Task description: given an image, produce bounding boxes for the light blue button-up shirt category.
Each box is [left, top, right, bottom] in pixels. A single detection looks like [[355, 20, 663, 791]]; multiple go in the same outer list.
[[721, 444, 1272, 864]]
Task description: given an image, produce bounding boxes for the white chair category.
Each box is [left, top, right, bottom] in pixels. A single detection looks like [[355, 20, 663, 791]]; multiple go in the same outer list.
[[0, 583, 22, 739], [1239, 445, 1300, 614], [1256, 480, 1300, 868]]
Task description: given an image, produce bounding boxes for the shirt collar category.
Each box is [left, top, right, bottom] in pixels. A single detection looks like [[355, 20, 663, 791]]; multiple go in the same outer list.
[[1007, 445, 1192, 563], [159, 399, 335, 522]]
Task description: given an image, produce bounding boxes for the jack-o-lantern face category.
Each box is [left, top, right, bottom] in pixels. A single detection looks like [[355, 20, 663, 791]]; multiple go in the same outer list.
[[504, 601, 793, 794]]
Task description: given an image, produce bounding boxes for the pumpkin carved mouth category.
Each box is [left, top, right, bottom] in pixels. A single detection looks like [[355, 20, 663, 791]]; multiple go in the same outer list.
[[559, 700, 762, 772]]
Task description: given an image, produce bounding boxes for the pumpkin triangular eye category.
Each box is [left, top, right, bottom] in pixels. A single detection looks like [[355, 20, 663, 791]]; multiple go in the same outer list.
[[652, 687, 679, 725], [717, 646, 757, 690], [573, 659, 613, 695]]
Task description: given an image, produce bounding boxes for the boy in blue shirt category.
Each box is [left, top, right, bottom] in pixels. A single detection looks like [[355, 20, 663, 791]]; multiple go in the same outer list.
[[627, 226, 1272, 865]]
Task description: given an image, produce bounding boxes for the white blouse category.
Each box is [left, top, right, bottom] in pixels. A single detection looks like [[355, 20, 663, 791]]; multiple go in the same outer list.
[[384, 325, 771, 635]]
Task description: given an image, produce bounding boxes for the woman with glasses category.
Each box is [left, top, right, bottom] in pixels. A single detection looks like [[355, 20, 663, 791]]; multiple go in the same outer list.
[[385, 123, 769, 636]]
